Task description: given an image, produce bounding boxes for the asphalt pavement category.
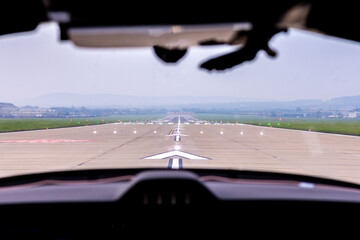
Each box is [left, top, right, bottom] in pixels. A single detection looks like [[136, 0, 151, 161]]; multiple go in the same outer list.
[[1, 116, 360, 184]]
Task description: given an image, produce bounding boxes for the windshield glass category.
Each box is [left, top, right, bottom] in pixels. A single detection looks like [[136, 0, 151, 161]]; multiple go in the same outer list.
[[1, 22, 360, 184]]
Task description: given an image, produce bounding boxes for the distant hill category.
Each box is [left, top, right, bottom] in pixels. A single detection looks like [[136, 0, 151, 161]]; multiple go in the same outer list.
[[327, 95, 360, 108], [15, 93, 360, 110], [0, 102, 17, 108], [16, 93, 263, 108]]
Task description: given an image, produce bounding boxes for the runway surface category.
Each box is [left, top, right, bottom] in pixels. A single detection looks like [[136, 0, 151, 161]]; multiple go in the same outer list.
[[1, 115, 360, 184]]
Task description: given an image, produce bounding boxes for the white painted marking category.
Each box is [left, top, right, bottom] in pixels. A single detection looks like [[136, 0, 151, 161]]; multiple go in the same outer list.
[[133, 130, 137, 134], [175, 135, 180, 142], [172, 158, 180, 169], [220, 131, 224, 135], [154, 130, 157, 133], [144, 150, 208, 160], [93, 130, 97, 134], [113, 130, 117, 134], [174, 145, 181, 151], [200, 131, 204, 134], [260, 132, 264, 135], [166, 133, 188, 136], [240, 131, 244, 135], [0, 139, 100, 143]]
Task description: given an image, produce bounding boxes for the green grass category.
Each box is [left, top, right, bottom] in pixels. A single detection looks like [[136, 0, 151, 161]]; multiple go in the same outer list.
[[194, 113, 360, 136], [0, 114, 165, 133], [3, 113, 360, 136], [193, 114, 262, 123]]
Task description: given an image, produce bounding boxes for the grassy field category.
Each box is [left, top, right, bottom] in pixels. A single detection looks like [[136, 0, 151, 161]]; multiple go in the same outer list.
[[3, 113, 360, 136], [194, 114, 360, 136], [194, 114, 262, 123], [0, 114, 165, 133]]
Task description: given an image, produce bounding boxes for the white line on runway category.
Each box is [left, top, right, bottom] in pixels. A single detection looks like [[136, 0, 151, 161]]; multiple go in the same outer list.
[[0, 122, 119, 135], [243, 123, 360, 138], [144, 150, 209, 160], [168, 158, 183, 169]]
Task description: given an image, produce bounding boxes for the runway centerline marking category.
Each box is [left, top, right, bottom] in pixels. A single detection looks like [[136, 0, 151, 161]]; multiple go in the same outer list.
[[168, 158, 183, 169]]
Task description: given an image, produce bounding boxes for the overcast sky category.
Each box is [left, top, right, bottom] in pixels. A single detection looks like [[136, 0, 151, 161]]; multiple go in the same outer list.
[[1, 22, 360, 104]]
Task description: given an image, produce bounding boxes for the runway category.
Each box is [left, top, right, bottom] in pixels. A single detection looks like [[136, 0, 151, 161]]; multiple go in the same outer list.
[[1, 115, 360, 184]]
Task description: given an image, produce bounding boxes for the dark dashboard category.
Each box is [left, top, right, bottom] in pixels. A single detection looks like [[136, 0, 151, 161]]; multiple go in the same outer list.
[[0, 169, 359, 239]]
